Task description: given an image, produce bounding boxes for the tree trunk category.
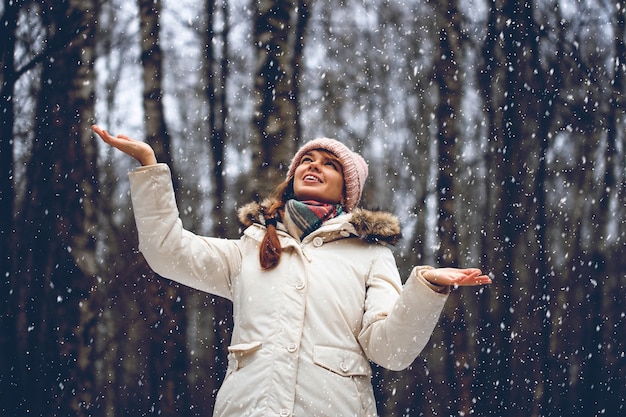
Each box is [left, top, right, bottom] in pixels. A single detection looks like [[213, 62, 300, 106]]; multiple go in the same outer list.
[[603, 4, 626, 414], [0, 1, 23, 413], [138, 0, 177, 177], [204, 0, 229, 238], [200, 1, 233, 413], [291, 0, 309, 144], [527, 1, 563, 413], [137, 0, 189, 413], [476, 0, 512, 414], [433, 0, 472, 413], [492, 0, 547, 412], [250, 0, 306, 199], [12, 0, 100, 414]]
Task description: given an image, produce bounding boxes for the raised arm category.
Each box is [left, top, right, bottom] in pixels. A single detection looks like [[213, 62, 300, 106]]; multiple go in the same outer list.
[[92, 125, 157, 166]]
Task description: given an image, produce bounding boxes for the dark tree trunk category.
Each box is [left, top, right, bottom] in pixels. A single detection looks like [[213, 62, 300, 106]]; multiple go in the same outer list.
[[200, 1, 233, 413], [137, 0, 189, 413], [137, 0, 177, 177], [0, 0, 23, 413], [204, 0, 229, 238], [250, 0, 308, 199], [603, 4, 626, 414], [12, 0, 100, 415], [527, 1, 563, 413], [432, 0, 473, 413], [476, 0, 512, 414]]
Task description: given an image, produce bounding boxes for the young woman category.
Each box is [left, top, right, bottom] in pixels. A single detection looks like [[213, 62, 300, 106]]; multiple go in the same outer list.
[[92, 125, 491, 417]]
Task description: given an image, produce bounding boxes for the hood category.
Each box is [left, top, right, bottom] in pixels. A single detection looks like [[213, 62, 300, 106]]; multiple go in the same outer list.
[[237, 199, 402, 245]]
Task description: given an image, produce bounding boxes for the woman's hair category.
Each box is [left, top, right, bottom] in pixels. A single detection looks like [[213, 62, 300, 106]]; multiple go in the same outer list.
[[259, 179, 293, 269], [259, 148, 341, 270]]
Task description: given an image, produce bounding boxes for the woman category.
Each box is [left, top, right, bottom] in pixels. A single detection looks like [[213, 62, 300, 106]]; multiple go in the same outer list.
[[92, 125, 491, 417]]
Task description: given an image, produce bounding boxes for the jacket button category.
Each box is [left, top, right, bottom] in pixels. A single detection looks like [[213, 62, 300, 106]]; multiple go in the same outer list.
[[313, 237, 324, 247], [287, 343, 298, 353], [294, 281, 305, 290], [340, 230, 350, 237], [279, 409, 290, 416], [340, 361, 349, 373]]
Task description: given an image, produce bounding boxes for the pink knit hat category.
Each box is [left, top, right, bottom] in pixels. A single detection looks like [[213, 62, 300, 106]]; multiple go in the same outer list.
[[287, 138, 368, 212]]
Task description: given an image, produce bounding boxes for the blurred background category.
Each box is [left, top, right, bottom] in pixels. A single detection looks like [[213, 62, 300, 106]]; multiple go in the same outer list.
[[0, 0, 624, 415]]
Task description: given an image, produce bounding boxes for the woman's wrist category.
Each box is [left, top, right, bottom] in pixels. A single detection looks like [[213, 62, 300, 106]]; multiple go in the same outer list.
[[416, 267, 450, 294], [140, 153, 158, 166], [421, 269, 437, 284], [137, 150, 157, 166]]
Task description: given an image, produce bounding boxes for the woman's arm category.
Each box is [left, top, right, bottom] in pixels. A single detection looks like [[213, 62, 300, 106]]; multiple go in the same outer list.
[[358, 262, 448, 371], [358, 253, 492, 371], [92, 125, 240, 299], [129, 164, 241, 299]]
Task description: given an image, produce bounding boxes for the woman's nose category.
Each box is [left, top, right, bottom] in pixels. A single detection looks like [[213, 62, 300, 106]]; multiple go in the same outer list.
[[307, 161, 321, 171]]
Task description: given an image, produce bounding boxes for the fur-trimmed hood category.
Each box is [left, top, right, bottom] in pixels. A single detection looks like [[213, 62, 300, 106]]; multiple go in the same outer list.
[[237, 199, 402, 245]]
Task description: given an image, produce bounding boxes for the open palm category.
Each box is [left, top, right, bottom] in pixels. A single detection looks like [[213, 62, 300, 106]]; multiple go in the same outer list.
[[423, 267, 492, 287], [92, 125, 157, 166]]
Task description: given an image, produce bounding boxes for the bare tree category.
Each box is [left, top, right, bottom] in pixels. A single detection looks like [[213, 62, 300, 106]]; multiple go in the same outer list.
[[10, 0, 100, 414], [603, 6, 626, 413], [250, 0, 309, 199], [431, 0, 479, 413], [198, 0, 233, 411], [475, 1, 513, 413], [136, 0, 189, 413], [138, 0, 177, 173], [204, 0, 230, 238], [525, 1, 565, 412], [0, 0, 25, 412]]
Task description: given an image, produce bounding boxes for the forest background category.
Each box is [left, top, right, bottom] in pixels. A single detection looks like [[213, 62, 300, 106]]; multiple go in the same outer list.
[[1, 0, 625, 416]]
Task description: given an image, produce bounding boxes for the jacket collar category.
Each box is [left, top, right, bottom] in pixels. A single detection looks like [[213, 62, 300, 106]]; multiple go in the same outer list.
[[237, 199, 401, 245]]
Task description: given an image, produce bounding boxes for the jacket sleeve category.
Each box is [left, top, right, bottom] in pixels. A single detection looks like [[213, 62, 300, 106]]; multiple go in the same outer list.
[[128, 163, 241, 300], [357, 252, 448, 371]]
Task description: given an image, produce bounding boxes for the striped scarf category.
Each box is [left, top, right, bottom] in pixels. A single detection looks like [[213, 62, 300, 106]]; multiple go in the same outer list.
[[283, 199, 344, 241]]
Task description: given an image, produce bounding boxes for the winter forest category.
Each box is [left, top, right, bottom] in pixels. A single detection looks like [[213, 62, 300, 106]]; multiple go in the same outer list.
[[1, 0, 625, 416]]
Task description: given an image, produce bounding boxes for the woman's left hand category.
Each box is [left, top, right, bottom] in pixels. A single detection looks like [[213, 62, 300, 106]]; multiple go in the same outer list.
[[92, 125, 157, 166], [422, 268, 492, 287]]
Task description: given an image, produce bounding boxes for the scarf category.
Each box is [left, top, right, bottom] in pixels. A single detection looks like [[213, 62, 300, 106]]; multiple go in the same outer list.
[[283, 199, 344, 241]]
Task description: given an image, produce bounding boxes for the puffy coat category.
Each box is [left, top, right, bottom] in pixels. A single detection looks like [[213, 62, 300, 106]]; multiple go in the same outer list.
[[128, 164, 449, 417]]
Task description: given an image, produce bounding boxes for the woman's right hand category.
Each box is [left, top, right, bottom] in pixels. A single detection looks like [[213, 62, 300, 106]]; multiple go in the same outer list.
[[92, 125, 158, 166], [422, 267, 492, 287]]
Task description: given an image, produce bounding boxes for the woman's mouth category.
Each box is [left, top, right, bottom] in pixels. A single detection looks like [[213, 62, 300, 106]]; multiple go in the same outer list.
[[304, 174, 321, 183]]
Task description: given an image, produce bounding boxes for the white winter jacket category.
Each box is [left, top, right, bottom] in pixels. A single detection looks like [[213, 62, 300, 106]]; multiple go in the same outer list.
[[128, 164, 449, 417]]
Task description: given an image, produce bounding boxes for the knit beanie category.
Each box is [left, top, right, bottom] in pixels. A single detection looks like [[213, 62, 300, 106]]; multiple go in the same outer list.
[[287, 138, 368, 212]]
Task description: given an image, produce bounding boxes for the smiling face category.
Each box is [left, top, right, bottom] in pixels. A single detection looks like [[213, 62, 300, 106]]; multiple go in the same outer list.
[[292, 150, 345, 204]]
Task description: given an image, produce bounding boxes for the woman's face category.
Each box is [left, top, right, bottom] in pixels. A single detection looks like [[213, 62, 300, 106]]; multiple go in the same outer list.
[[293, 150, 345, 204]]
